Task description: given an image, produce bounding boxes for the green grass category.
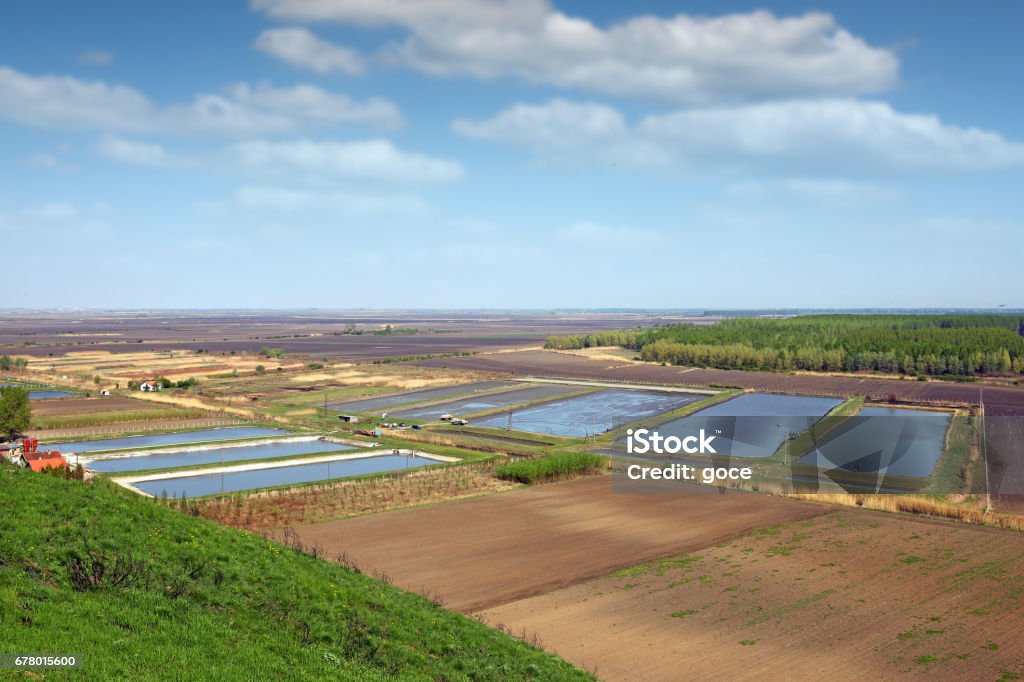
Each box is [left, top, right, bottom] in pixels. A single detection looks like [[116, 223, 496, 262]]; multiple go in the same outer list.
[[744, 589, 835, 626], [615, 555, 700, 578], [927, 411, 981, 493], [0, 466, 592, 681], [32, 408, 208, 430], [44, 422, 302, 448], [493, 452, 609, 484]]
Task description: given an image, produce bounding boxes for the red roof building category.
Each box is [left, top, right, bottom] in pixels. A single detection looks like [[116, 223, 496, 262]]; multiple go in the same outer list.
[[23, 451, 66, 473]]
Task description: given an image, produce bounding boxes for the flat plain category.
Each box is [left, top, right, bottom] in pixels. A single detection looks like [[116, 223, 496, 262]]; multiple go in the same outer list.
[[293, 476, 826, 612], [480, 508, 1024, 681]]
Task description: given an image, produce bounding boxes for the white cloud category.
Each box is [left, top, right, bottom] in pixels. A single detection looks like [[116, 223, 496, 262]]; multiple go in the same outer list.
[[640, 99, 1024, 173], [0, 66, 401, 135], [252, 1, 898, 103], [225, 82, 401, 129], [77, 50, 114, 66], [556, 220, 662, 249], [0, 202, 111, 237], [454, 98, 1024, 174], [233, 185, 429, 216], [453, 99, 672, 166], [26, 153, 70, 170], [725, 178, 903, 206], [228, 138, 463, 183], [93, 135, 453, 187], [453, 99, 625, 151], [255, 27, 364, 74], [97, 135, 180, 168]]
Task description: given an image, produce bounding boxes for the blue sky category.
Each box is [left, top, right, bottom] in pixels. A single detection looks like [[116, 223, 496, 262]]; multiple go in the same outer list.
[[1, 0, 1021, 309]]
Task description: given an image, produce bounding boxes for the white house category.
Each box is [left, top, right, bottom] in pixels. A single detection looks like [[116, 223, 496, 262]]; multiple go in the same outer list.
[[139, 381, 162, 392]]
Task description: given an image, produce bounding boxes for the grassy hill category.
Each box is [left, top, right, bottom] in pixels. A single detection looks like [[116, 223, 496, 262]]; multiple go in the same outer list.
[[0, 466, 591, 681]]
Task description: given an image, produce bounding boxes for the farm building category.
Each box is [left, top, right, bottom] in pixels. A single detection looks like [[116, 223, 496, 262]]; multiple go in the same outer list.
[[0, 442, 21, 464], [22, 451, 67, 472], [139, 381, 162, 392], [338, 414, 359, 423]]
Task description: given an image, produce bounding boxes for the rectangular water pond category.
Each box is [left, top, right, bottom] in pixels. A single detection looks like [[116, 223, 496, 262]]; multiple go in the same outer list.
[[31, 390, 77, 399], [633, 393, 843, 458], [475, 389, 705, 437], [2, 382, 76, 399], [133, 453, 440, 498], [86, 439, 354, 474], [328, 381, 515, 413], [797, 407, 951, 477], [392, 384, 585, 420], [54, 427, 291, 454]]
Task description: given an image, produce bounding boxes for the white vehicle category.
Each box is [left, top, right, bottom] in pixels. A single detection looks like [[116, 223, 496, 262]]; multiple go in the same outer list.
[[450, 418, 468, 426], [439, 413, 455, 421]]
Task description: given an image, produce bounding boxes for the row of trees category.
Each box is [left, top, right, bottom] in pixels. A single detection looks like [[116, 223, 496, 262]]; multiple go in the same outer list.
[[545, 315, 1024, 377], [0, 355, 28, 371], [639, 339, 1019, 375]]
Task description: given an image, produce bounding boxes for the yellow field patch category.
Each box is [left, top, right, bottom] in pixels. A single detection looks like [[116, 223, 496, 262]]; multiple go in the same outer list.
[[288, 372, 336, 383]]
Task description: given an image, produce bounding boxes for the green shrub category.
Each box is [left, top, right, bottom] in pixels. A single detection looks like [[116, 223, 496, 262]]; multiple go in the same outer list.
[[494, 452, 609, 484]]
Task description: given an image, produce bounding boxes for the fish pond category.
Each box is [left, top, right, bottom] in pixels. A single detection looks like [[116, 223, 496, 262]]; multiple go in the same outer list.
[[475, 389, 705, 437], [86, 438, 354, 474], [392, 384, 585, 420], [797, 406, 950, 477], [634, 393, 843, 458], [1, 382, 76, 399], [133, 453, 441, 498]]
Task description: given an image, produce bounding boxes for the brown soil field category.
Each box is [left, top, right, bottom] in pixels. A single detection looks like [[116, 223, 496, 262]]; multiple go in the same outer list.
[[29, 396, 163, 417], [0, 311, 696, 360], [292, 476, 825, 612], [480, 509, 1024, 681]]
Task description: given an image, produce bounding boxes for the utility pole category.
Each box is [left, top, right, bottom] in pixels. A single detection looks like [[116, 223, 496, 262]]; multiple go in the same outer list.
[[981, 387, 992, 513], [507, 405, 512, 431]]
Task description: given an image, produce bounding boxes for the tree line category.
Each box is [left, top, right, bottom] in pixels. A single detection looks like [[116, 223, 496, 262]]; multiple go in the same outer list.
[[544, 315, 1024, 377], [0, 355, 29, 371]]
